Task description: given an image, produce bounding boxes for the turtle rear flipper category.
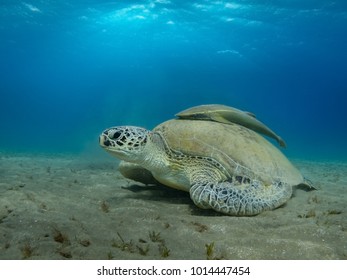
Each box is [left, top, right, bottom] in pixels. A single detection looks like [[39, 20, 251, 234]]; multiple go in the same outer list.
[[297, 177, 319, 191]]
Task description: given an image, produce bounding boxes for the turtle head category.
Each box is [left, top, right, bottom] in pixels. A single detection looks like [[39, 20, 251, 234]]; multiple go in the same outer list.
[[99, 126, 150, 162]]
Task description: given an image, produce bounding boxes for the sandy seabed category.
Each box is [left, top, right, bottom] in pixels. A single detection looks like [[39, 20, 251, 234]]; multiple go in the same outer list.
[[0, 153, 346, 260]]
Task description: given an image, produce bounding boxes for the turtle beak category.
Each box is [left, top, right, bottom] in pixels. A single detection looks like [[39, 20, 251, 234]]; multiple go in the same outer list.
[[99, 134, 110, 148]]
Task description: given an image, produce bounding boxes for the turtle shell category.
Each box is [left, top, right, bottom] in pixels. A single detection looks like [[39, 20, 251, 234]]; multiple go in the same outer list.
[[153, 119, 303, 186]]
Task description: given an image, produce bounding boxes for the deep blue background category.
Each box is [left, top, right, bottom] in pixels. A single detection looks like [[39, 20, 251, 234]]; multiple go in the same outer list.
[[1, 1, 347, 159]]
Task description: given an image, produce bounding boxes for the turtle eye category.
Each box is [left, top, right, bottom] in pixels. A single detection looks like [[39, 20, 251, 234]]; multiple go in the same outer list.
[[112, 131, 121, 139]]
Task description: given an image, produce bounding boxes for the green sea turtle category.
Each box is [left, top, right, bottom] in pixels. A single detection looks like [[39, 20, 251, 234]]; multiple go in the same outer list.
[[99, 118, 313, 216], [176, 104, 287, 148]]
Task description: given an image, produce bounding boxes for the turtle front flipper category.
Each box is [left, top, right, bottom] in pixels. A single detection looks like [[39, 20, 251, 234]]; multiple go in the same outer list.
[[118, 161, 159, 185], [189, 178, 292, 216]]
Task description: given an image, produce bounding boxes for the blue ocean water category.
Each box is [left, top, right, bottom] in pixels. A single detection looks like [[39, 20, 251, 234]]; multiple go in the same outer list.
[[1, 0, 347, 160]]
